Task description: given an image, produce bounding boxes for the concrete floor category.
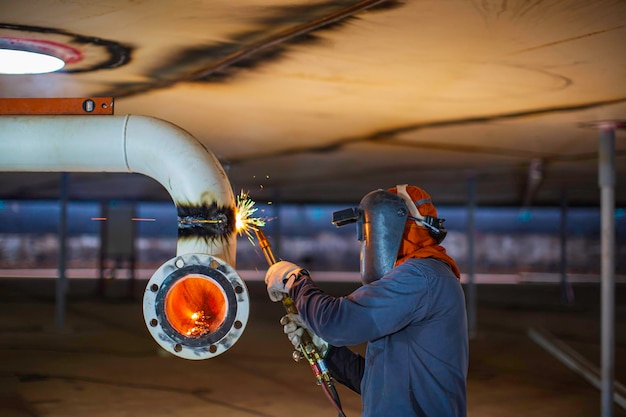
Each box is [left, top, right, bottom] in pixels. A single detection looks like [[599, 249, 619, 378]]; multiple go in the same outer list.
[[1, 277, 626, 417]]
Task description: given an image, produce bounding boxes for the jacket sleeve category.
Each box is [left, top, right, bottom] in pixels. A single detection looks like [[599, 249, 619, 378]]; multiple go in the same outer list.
[[288, 262, 430, 347], [324, 345, 365, 394]]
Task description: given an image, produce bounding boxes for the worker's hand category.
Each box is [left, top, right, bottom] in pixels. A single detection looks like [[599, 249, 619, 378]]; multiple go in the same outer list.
[[264, 260, 307, 302], [281, 313, 329, 358]]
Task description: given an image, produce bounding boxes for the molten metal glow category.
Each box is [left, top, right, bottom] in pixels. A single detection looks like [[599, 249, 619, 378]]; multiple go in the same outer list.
[[235, 190, 266, 243], [164, 275, 227, 338]]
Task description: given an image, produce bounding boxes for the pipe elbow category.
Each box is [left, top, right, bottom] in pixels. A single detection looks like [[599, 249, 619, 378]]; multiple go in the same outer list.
[[123, 115, 237, 264]]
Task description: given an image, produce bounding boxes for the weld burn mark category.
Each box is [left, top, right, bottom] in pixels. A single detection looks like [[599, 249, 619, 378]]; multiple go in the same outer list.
[[177, 203, 236, 242]]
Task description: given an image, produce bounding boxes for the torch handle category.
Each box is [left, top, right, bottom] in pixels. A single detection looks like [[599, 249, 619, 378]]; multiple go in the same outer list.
[[255, 229, 301, 316], [254, 229, 326, 369], [254, 228, 346, 417]]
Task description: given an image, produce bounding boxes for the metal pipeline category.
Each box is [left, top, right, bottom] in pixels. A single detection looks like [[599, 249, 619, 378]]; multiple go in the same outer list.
[[0, 115, 236, 261], [255, 228, 346, 417], [0, 115, 249, 359]]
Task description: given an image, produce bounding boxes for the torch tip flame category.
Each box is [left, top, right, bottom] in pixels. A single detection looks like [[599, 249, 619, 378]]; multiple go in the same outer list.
[[235, 190, 266, 244]]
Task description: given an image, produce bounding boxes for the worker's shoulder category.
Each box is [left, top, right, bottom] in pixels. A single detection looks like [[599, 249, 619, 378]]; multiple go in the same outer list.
[[397, 257, 455, 277]]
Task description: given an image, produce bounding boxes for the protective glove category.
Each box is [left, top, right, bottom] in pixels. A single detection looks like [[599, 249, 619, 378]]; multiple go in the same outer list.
[[281, 313, 329, 358], [264, 260, 307, 302]]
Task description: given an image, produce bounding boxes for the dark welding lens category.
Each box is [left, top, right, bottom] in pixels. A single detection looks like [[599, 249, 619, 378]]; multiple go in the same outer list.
[[332, 208, 360, 227]]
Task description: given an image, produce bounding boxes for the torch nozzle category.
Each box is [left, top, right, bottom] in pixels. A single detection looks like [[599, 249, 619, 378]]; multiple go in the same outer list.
[[254, 229, 277, 266]]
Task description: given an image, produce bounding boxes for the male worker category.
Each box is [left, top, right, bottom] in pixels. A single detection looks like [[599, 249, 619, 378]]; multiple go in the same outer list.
[[265, 184, 468, 417]]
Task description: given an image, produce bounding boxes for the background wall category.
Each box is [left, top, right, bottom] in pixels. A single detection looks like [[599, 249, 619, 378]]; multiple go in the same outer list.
[[1, 199, 625, 278]]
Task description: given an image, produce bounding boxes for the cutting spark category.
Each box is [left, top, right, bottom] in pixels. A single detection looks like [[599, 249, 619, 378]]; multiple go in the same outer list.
[[235, 190, 266, 244]]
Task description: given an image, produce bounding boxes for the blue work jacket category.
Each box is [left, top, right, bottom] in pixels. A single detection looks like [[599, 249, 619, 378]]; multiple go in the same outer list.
[[289, 257, 468, 417]]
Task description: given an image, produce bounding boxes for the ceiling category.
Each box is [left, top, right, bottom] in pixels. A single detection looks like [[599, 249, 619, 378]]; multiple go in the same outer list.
[[1, 0, 625, 207]]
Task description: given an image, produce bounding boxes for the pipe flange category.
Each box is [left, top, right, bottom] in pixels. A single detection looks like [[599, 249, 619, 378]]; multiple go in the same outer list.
[[143, 253, 249, 360]]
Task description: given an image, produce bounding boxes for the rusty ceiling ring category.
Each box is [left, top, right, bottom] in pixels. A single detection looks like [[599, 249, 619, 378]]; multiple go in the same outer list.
[[0, 23, 131, 73]]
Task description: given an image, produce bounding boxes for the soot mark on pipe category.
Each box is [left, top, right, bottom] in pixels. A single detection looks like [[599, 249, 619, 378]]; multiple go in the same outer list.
[[177, 203, 236, 242]]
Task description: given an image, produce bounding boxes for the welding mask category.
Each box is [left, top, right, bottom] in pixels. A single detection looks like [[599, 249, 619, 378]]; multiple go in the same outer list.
[[333, 185, 449, 284], [332, 189, 409, 284]]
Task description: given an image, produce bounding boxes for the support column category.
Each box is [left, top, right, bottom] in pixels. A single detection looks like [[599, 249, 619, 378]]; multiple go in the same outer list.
[[56, 172, 68, 331], [466, 174, 476, 339], [598, 125, 616, 417], [580, 119, 624, 417], [560, 192, 575, 305]]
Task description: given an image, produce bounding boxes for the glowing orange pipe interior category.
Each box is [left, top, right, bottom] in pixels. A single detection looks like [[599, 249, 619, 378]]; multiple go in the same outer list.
[[164, 274, 227, 338]]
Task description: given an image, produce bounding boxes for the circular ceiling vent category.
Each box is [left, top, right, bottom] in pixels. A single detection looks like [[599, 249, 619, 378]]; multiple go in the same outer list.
[[0, 38, 81, 74], [0, 23, 131, 74]]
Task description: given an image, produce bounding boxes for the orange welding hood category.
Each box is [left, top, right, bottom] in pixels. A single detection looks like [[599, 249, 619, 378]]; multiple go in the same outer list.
[[387, 185, 461, 279]]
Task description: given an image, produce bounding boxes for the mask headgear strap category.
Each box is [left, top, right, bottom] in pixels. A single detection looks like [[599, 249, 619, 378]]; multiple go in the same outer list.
[[396, 184, 447, 244], [396, 184, 424, 224]]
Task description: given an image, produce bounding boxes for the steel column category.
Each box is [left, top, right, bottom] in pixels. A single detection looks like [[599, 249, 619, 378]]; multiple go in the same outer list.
[[467, 174, 476, 339], [560, 193, 574, 304], [599, 125, 616, 417], [55, 172, 68, 330]]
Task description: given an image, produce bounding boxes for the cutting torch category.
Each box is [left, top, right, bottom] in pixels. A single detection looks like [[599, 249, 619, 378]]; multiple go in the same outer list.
[[255, 228, 347, 417]]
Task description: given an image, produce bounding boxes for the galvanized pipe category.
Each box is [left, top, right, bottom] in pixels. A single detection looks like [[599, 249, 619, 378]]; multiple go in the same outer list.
[[598, 125, 616, 417]]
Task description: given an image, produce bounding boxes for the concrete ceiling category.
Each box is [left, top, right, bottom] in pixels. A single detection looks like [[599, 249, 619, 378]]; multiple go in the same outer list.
[[1, 0, 625, 207]]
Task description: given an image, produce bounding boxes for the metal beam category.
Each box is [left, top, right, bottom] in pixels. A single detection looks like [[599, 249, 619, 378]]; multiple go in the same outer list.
[[529, 328, 626, 410]]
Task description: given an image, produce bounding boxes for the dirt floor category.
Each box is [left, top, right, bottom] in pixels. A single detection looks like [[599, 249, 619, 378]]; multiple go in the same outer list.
[[1, 277, 625, 417]]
